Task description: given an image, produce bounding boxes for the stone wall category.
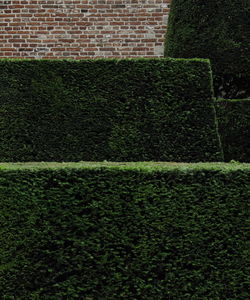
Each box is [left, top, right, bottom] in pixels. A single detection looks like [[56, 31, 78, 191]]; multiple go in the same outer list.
[[0, 0, 170, 59]]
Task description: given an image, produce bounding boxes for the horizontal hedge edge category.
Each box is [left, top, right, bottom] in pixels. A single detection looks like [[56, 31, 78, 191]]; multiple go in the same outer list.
[[0, 162, 249, 172]]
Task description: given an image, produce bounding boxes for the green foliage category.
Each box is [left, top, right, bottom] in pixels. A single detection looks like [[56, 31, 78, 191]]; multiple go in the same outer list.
[[0, 58, 223, 162], [164, 0, 250, 98], [0, 164, 249, 299], [215, 99, 250, 162]]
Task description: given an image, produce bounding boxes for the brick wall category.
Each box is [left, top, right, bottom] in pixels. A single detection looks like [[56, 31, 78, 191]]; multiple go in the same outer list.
[[0, 0, 171, 59]]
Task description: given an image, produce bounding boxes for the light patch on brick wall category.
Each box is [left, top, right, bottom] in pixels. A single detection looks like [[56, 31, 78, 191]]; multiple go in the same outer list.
[[0, 0, 170, 59]]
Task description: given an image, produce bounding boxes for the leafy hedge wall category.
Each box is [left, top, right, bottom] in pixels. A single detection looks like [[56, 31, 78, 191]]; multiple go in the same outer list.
[[215, 99, 250, 162], [0, 163, 249, 299], [0, 58, 223, 162], [164, 0, 250, 99]]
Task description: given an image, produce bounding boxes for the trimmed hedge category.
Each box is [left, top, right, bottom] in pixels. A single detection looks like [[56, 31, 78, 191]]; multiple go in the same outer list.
[[0, 58, 223, 162], [0, 162, 249, 299], [164, 0, 250, 99], [216, 99, 250, 162]]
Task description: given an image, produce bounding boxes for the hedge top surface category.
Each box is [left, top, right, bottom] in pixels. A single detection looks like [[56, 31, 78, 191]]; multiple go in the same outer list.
[[0, 57, 209, 63], [0, 162, 249, 172]]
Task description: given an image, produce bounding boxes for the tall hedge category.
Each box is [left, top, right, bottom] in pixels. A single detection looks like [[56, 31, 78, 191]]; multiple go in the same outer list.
[[164, 0, 250, 99], [0, 162, 249, 299], [216, 99, 250, 162], [0, 58, 223, 162]]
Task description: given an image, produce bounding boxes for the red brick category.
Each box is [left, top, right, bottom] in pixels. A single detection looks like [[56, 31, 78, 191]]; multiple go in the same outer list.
[[0, 0, 170, 59]]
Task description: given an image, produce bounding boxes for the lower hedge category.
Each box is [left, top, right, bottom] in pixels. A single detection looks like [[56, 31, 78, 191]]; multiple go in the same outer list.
[[216, 99, 250, 162], [0, 162, 249, 299]]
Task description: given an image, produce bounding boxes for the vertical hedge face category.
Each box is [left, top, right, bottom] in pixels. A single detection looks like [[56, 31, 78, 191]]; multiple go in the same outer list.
[[0, 164, 249, 299], [164, 0, 250, 99], [0, 58, 223, 162], [216, 99, 250, 162]]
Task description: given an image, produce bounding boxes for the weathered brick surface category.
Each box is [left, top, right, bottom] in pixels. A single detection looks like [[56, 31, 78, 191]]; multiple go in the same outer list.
[[0, 0, 170, 59]]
